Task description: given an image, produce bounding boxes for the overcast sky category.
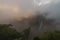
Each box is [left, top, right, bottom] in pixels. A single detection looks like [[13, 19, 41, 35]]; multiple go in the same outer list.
[[0, 0, 60, 23]]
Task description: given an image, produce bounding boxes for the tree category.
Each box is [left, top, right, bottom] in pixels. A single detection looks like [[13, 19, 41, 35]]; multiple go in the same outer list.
[[21, 27, 31, 40], [0, 24, 22, 40]]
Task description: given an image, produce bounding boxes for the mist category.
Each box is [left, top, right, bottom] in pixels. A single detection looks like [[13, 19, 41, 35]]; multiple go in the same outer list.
[[0, 0, 34, 24], [0, 0, 60, 40], [37, 0, 60, 20], [0, 0, 60, 31]]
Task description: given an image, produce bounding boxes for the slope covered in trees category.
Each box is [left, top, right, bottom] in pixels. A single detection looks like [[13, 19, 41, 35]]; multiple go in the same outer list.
[[0, 13, 60, 40], [0, 24, 22, 40]]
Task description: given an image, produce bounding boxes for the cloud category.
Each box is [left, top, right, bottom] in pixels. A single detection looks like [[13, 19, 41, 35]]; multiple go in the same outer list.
[[37, 0, 60, 20], [0, 0, 34, 24], [1, 0, 60, 24]]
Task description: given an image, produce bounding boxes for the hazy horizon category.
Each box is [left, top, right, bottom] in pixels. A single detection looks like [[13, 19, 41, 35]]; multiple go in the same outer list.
[[0, 0, 60, 24]]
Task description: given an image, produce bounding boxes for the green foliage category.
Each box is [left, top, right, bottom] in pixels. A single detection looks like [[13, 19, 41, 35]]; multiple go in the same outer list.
[[34, 37, 40, 40], [39, 30, 60, 40], [0, 24, 21, 40], [21, 27, 31, 40]]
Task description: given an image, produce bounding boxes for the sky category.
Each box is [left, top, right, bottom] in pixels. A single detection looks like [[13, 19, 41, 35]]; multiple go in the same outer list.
[[34, 0, 60, 20], [0, 0, 60, 24], [0, 0, 34, 23]]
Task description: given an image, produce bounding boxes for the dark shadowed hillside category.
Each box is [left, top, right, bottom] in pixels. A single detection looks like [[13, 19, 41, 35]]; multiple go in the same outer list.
[[11, 13, 56, 34]]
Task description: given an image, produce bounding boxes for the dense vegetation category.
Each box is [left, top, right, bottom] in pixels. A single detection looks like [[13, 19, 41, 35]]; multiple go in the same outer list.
[[38, 30, 60, 40], [0, 24, 22, 40], [0, 13, 60, 40], [0, 24, 60, 40]]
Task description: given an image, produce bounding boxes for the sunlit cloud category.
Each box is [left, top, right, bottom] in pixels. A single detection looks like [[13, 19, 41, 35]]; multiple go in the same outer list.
[[12, 5, 19, 13], [34, 0, 52, 6], [0, 0, 34, 23]]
